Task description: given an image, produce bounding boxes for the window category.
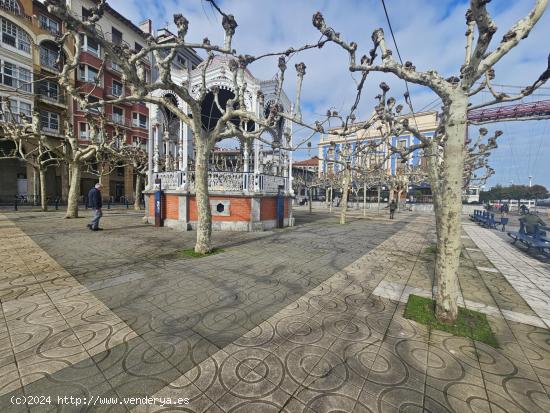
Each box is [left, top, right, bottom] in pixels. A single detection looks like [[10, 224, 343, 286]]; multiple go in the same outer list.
[[78, 64, 99, 83], [38, 15, 59, 35], [18, 67, 31, 92], [40, 111, 59, 132], [1, 18, 30, 52], [2, 61, 14, 87], [40, 80, 59, 101], [1, 0, 21, 15], [109, 60, 121, 72], [134, 42, 143, 52], [82, 7, 91, 21], [80, 34, 100, 57], [79, 122, 89, 140], [112, 27, 122, 45], [40, 43, 60, 69], [112, 106, 124, 124], [132, 112, 147, 129], [116, 166, 124, 176], [19, 101, 31, 119], [111, 80, 123, 96], [78, 95, 100, 113]]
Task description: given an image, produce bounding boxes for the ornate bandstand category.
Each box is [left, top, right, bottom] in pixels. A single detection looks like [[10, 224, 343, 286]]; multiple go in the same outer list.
[[143, 55, 294, 231]]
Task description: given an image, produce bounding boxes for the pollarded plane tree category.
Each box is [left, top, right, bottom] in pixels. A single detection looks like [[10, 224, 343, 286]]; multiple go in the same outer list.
[[0, 100, 62, 211], [320, 135, 389, 224], [118, 144, 149, 210], [312, 1, 549, 323], [46, 0, 330, 254], [371, 81, 503, 321]]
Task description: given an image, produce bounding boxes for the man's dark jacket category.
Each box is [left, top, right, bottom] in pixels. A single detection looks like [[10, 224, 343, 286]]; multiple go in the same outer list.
[[88, 188, 102, 209]]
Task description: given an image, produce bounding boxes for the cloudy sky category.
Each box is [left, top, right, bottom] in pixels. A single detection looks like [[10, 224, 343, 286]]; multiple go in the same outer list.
[[111, 0, 550, 190]]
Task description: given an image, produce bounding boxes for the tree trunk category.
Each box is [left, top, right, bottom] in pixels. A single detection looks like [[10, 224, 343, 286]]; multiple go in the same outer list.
[[39, 167, 47, 212], [194, 144, 212, 254], [434, 94, 468, 324], [340, 169, 350, 224], [134, 173, 142, 211], [65, 162, 81, 218], [308, 187, 312, 214]]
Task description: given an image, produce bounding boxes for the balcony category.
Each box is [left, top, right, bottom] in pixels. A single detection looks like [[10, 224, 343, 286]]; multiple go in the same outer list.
[[105, 86, 124, 98], [38, 92, 66, 106], [106, 60, 122, 73], [106, 113, 132, 128]]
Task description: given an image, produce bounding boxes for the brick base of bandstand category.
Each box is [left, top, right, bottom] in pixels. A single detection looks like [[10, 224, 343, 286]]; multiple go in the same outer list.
[[143, 191, 291, 231]]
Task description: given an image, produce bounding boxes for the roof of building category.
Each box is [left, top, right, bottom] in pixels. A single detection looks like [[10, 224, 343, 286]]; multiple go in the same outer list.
[[294, 157, 319, 167]]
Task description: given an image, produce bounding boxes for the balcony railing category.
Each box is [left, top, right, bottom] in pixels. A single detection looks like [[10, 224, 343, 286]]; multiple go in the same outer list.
[[38, 92, 65, 105]]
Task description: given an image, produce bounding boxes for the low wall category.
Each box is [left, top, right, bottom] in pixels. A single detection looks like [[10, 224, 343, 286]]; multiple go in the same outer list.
[[144, 190, 291, 231]]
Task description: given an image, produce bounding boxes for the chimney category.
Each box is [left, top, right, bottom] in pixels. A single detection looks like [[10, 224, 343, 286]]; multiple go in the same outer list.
[[139, 19, 152, 35]]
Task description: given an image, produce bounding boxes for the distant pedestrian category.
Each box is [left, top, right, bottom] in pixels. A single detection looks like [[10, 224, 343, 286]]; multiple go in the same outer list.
[[389, 200, 397, 219], [87, 183, 103, 231], [520, 204, 529, 215]]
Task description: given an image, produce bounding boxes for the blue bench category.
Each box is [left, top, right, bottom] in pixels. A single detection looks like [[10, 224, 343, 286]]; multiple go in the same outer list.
[[508, 223, 550, 257], [470, 209, 508, 231]]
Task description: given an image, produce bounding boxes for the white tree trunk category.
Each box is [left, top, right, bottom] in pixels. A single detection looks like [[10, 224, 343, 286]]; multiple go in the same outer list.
[[340, 169, 350, 224], [65, 162, 81, 218], [39, 167, 47, 212], [134, 173, 142, 211], [434, 94, 468, 324], [194, 143, 213, 254]]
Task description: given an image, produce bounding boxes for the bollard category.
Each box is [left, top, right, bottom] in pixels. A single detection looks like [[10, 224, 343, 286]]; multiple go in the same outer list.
[[126, 198, 129, 209], [14, 197, 18, 211], [55, 197, 59, 210], [108, 199, 111, 210]]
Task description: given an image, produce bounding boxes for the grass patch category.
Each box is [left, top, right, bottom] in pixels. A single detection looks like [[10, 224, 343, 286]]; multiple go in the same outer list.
[[425, 244, 437, 254], [181, 247, 224, 258], [404, 294, 498, 348]]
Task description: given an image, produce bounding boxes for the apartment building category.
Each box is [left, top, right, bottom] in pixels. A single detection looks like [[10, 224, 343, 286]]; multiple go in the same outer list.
[[69, 0, 150, 201], [0, 0, 35, 201], [0, 0, 152, 203]]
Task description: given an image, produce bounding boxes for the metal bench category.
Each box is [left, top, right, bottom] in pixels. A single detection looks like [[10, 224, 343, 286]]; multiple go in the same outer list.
[[508, 223, 550, 257]]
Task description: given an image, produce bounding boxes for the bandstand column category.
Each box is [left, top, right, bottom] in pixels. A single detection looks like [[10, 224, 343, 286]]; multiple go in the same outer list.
[[147, 125, 153, 188], [153, 124, 160, 173], [288, 112, 294, 194], [243, 142, 249, 173], [163, 130, 170, 171], [178, 119, 187, 172]]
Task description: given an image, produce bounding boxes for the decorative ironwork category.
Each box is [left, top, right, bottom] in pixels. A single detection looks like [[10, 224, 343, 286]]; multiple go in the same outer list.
[[153, 171, 287, 194], [153, 171, 185, 189], [259, 174, 287, 193]]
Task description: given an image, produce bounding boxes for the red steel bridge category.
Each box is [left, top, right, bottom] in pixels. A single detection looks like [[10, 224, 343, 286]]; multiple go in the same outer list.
[[468, 99, 550, 123]]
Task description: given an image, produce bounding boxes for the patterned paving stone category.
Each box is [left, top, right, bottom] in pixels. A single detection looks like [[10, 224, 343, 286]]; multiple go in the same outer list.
[[1, 210, 549, 411]]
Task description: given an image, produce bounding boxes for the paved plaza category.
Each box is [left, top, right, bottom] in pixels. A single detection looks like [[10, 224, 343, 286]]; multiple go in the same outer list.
[[0, 208, 549, 412]]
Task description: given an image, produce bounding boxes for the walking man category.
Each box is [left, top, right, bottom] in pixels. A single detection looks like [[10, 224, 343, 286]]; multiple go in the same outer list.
[[87, 183, 103, 231], [389, 199, 397, 220]]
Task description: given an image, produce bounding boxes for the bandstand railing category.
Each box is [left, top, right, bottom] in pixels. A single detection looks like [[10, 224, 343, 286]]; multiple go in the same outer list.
[[152, 171, 288, 194]]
